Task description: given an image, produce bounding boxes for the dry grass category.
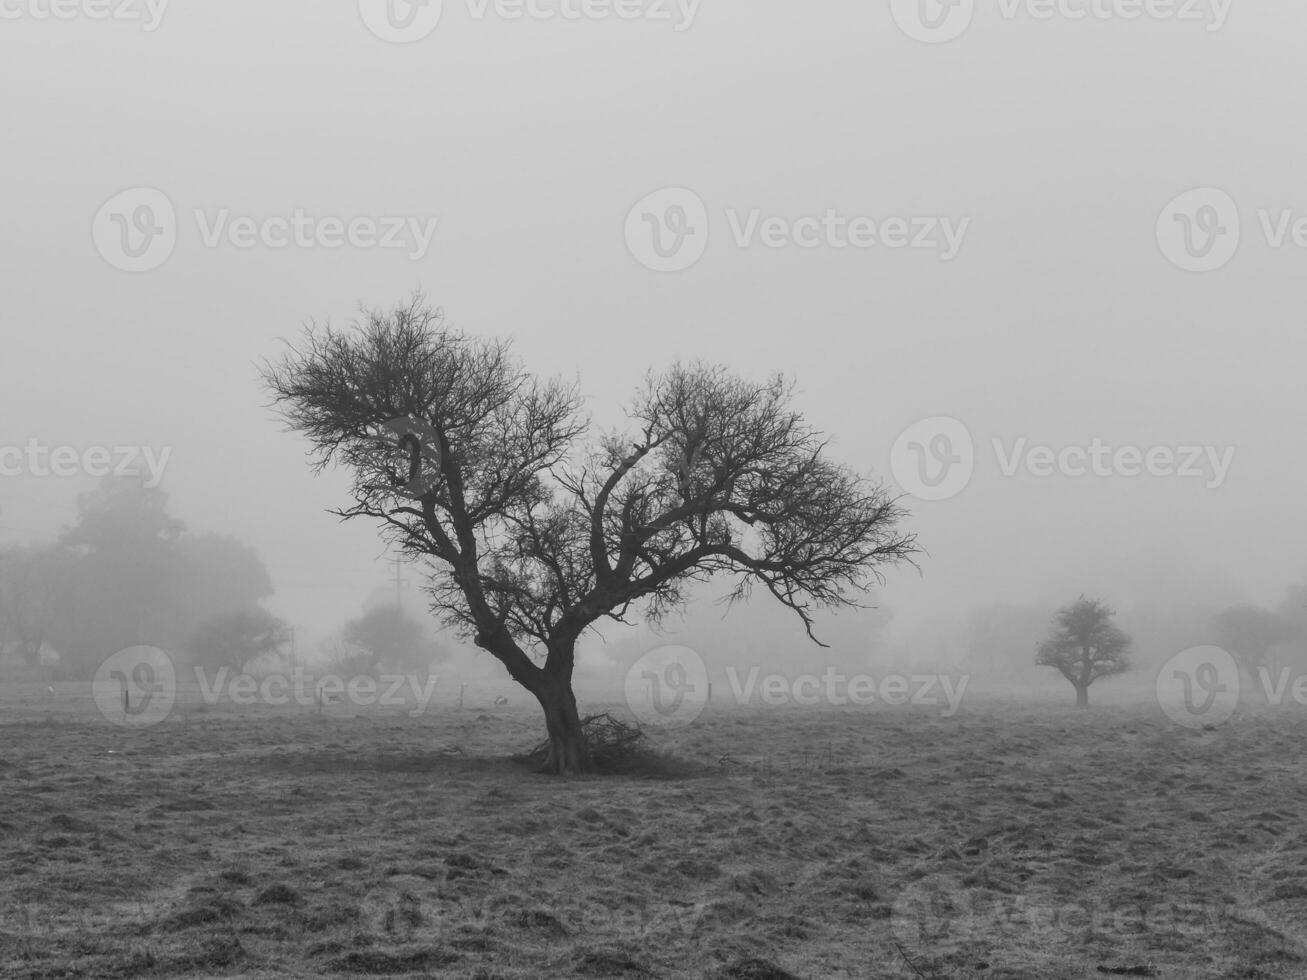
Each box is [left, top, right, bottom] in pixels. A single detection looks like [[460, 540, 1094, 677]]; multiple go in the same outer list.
[[1, 689, 1305, 978]]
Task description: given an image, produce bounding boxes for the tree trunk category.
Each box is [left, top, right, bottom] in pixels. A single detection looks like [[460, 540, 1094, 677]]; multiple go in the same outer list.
[[1074, 684, 1089, 708], [535, 676, 591, 776]]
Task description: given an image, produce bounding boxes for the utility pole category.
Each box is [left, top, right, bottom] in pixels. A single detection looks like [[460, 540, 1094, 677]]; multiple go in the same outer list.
[[392, 555, 407, 610]]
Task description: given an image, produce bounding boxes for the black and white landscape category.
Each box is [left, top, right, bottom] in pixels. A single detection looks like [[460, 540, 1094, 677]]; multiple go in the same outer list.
[[2, 3, 1305, 978]]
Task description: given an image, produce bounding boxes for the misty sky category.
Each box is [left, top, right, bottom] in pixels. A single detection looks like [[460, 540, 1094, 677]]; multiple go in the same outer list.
[[2, 1, 1304, 659]]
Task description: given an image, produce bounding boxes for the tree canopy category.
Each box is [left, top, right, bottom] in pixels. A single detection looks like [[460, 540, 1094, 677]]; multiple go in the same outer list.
[[1036, 596, 1132, 708]]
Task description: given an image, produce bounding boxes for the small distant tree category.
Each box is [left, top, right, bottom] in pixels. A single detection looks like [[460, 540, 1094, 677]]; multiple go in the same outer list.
[[1213, 604, 1296, 679], [1276, 581, 1307, 667], [1036, 596, 1132, 708], [188, 608, 291, 673], [0, 545, 71, 669], [343, 604, 435, 673], [316, 630, 372, 678]]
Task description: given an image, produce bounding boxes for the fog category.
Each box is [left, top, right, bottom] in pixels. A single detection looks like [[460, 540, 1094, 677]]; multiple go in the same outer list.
[[3, 1, 1305, 683]]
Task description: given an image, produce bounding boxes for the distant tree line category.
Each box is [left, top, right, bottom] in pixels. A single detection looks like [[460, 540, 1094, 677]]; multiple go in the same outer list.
[[0, 475, 284, 679]]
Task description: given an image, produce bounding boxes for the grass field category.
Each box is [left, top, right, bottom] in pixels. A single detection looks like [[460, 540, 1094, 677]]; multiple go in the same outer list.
[[2, 684, 1306, 979]]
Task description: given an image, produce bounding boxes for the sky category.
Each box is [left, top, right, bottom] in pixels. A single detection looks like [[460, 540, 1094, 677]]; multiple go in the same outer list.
[[2, 0, 1305, 662]]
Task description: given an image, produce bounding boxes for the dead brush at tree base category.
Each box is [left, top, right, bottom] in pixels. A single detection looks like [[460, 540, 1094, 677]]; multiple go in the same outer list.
[[516, 713, 706, 777]]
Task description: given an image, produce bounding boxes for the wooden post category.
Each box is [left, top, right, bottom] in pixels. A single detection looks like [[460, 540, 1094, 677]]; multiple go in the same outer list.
[[459, 684, 465, 710]]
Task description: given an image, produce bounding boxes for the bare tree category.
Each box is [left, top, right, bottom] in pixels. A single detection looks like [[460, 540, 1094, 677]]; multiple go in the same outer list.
[[261, 297, 918, 773], [1036, 596, 1131, 708]]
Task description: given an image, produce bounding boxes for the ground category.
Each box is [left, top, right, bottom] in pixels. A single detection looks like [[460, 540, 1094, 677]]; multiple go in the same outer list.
[[1, 684, 1306, 979]]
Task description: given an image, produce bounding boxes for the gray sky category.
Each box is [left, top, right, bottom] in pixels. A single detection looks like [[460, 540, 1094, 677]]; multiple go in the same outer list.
[[2, 1, 1304, 657]]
